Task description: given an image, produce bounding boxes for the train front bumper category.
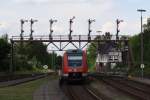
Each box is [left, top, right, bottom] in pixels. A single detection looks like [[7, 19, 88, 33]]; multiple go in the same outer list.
[[62, 72, 87, 81]]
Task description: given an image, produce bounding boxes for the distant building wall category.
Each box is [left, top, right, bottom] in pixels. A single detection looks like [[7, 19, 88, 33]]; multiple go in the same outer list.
[[95, 51, 122, 72]]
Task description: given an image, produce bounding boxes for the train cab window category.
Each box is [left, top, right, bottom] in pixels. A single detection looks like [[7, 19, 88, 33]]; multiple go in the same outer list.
[[68, 55, 82, 67]]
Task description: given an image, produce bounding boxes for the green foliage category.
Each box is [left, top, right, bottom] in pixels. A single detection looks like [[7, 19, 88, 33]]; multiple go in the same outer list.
[[0, 38, 10, 59], [130, 35, 141, 65], [13, 42, 62, 71], [87, 43, 96, 70], [55, 55, 62, 69], [0, 37, 11, 71], [0, 35, 62, 72], [129, 22, 150, 76]]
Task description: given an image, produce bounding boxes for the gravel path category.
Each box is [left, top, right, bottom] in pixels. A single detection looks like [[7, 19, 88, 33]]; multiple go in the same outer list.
[[33, 79, 68, 100]]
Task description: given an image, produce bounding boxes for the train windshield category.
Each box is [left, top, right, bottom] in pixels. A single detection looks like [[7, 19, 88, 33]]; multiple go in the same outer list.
[[68, 55, 82, 67]]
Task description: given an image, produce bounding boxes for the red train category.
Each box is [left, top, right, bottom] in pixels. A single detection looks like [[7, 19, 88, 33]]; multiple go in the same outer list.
[[59, 49, 88, 83]]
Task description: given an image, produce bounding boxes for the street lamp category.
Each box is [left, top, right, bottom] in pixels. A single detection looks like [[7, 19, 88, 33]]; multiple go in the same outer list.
[[137, 9, 146, 78]]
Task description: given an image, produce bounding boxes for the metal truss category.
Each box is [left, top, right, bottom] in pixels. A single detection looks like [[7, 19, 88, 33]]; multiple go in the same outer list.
[[9, 18, 130, 73], [11, 35, 129, 50]]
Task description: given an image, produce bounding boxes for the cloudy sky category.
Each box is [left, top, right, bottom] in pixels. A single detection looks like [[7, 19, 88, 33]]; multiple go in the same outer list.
[[0, 0, 149, 37]]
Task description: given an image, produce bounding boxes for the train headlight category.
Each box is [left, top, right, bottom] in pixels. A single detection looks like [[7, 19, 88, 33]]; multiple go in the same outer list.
[[68, 69, 72, 72], [74, 69, 77, 72]]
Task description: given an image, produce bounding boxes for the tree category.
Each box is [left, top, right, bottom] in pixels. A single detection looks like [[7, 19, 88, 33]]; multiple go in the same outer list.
[[129, 18, 150, 76], [0, 34, 62, 72], [13, 42, 62, 71], [13, 42, 49, 70], [0, 37, 11, 71], [55, 55, 62, 69]]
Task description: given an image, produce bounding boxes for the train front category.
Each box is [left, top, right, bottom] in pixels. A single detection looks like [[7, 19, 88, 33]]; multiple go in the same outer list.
[[62, 49, 88, 81]]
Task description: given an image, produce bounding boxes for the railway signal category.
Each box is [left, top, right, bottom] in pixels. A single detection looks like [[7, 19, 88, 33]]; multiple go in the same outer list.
[[116, 19, 123, 52], [49, 19, 57, 40], [30, 18, 38, 40], [20, 19, 28, 40], [88, 19, 95, 40], [69, 16, 75, 40], [116, 19, 123, 40]]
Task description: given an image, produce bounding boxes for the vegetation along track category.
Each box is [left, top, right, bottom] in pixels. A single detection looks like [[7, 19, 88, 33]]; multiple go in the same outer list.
[[61, 83, 104, 100], [0, 73, 47, 87], [0, 73, 45, 82], [98, 76, 150, 100]]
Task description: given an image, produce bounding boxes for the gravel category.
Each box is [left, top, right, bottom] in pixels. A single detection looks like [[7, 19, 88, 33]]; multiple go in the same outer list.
[[90, 79, 136, 100]]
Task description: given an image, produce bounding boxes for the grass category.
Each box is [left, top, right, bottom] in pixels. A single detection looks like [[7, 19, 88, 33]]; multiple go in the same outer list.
[[0, 76, 50, 100], [13, 70, 45, 74]]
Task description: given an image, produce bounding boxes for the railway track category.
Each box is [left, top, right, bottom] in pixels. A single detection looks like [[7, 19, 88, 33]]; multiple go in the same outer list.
[[0, 73, 48, 87], [62, 83, 105, 100], [112, 77, 150, 94], [100, 77, 150, 100]]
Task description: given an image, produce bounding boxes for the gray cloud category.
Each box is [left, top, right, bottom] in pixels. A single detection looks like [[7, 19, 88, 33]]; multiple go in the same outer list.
[[0, 0, 147, 37], [12, 0, 110, 5]]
